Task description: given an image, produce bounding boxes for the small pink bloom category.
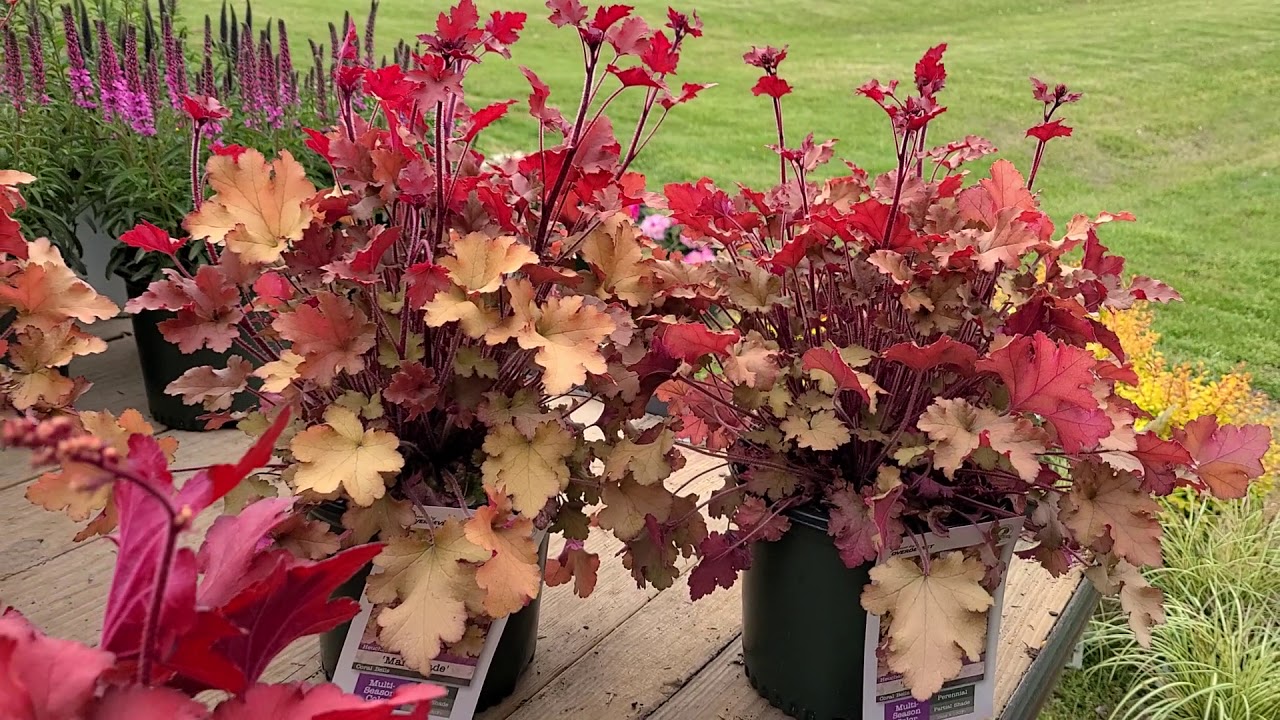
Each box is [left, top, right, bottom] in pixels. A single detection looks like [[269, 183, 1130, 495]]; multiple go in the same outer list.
[[640, 213, 674, 240]]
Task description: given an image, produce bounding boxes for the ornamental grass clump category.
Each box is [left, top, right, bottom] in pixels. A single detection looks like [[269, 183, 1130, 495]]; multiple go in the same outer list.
[[113, 0, 714, 675], [616, 45, 1272, 700]]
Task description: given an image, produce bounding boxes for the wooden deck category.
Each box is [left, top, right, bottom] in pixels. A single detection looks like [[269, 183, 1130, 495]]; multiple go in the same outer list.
[[0, 324, 1093, 720]]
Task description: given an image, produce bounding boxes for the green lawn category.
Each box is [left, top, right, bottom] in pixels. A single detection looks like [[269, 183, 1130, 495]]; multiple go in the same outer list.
[[187, 0, 1280, 394]]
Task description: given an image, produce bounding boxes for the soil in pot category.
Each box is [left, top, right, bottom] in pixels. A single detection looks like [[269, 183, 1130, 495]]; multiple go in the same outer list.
[[125, 280, 254, 431], [313, 502, 549, 711], [741, 507, 873, 720]]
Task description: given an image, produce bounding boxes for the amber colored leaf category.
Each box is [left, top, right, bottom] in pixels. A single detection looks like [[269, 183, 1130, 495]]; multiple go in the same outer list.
[[253, 350, 304, 393], [464, 500, 541, 616], [1060, 462, 1162, 567], [342, 496, 416, 544], [781, 409, 850, 451], [917, 398, 983, 478], [273, 292, 376, 385], [597, 477, 674, 541], [423, 284, 501, 339], [367, 520, 490, 671], [545, 540, 600, 598], [481, 421, 574, 515], [861, 551, 994, 701], [276, 516, 343, 560], [723, 332, 781, 389], [581, 214, 654, 306], [982, 413, 1048, 481], [0, 239, 119, 327], [1114, 561, 1165, 647], [501, 283, 615, 394], [440, 232, 537, 293], [165, 357, 253, 411], [185, 149, 316, 264], [602, 427, 677, 485], [1176, 416, 1270, 499], [290, 406, 405, 506]]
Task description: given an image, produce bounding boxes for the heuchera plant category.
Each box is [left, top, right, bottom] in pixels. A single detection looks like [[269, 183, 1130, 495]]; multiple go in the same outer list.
[[0, 170, 118, 413], [1, 410, 444, 718], [116, 0, 714, 674], [629, 46, 1271, 699]]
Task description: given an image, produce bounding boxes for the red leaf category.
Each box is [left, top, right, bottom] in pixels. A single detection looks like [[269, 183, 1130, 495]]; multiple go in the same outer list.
[[802, 348, 873, 405], [750, 75, 791, 99], [182, 94, 230, 122], [882, 337, 978, 373], [1026, 119, 1073, 143], [914, 43, 947, 97], [640, 31, 678, 74], [101, 436, 197, 667], [0, 209, 27, 259], [1176, 416, 1270, 499], [483, 11, 526, 56], [120, 220, 184, 256], [520, 67, 568, 131], [405, 262, 450, 308], [607, 64, 662, 89], [433, 0, 481, 45], [606, 16, 649, 55], [764, 233, 818, 273], [659, 81, 715, 110], [590, 4, 633, 32], [196, 497, 296, 607], [93, 685, 207, 719], [844, 198, 924, 252], [1131, 433, 1193, 494], [211, 543, 384, 686], [1128, 276, 1181, 303], [688, 531, 750, 600], [211, 682, 445, 720], [978, 333, 1107, 452], [0, 613, 116, 719], [252, 272, 295, 308], [546, 0, 587, 28], [212, 142, 249, 160], [659, 323, 740, 363], [461, 100, 516, 143], [204, 409, 291, 507]]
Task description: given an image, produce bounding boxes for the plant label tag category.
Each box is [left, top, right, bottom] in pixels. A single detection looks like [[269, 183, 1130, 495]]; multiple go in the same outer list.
[[861, 516, 1024, 720], [331, 505, 544, 718]]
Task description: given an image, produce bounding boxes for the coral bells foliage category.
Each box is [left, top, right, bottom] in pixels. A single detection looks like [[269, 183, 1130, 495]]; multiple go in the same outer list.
[[120, 0, 712, 674], [0, 171, 118, 412], [644, 46, 1271, 699], [0, 412, 445, 719]]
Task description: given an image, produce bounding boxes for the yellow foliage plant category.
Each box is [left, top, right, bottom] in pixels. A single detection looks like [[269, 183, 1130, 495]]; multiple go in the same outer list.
[[1102, 304, 1279, 509]]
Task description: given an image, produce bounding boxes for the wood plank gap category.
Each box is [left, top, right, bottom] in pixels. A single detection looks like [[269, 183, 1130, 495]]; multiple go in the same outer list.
[[639, 628, 744, 720]]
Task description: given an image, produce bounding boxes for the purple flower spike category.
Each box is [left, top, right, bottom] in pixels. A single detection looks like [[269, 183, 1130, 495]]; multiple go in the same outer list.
[[26, 17, 49, 105], [3, 29, 25, 112], [62, 6, 96, 108]]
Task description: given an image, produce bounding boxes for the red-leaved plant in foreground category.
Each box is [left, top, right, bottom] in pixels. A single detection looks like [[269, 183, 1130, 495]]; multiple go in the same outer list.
[[1, 407, 444, 718], [614, 45, 1271, 699], [111, 0, 715, 675]]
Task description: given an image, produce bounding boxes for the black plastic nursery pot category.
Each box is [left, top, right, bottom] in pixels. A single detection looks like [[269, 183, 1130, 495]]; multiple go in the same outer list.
[[315, 503, 550, 712], [125, 280, 252, 431], [742, 506, 874, 720]]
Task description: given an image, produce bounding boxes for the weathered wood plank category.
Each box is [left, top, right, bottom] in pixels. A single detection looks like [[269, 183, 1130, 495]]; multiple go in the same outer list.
[[0, 429, 254, 581]]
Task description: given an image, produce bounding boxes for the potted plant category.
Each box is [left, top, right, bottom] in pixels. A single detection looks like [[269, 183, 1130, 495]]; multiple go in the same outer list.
[[2, 0, 334, 429], [120, 0, 712, 706], [592, 46, 1272, 718], [0, 169, 119, 412]]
